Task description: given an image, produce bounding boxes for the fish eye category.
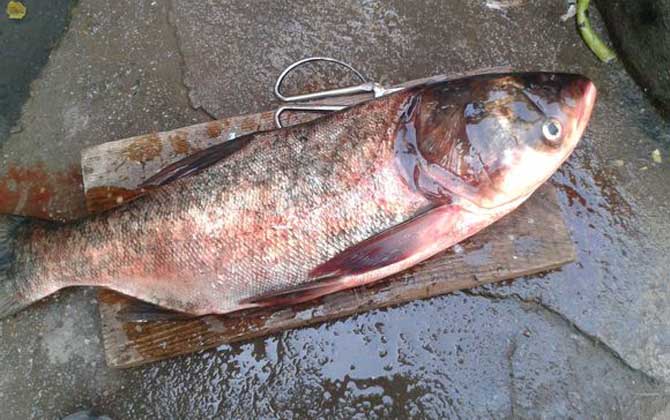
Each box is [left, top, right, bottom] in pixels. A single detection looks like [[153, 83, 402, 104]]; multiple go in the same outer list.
[[542, 118, 562, 145]]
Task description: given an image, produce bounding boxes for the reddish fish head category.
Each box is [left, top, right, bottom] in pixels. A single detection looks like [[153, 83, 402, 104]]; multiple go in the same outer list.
[[396, 72, 596, 209]]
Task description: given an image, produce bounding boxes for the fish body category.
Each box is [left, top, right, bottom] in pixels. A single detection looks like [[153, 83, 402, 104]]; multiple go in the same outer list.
[[0, 73, 596, 319]]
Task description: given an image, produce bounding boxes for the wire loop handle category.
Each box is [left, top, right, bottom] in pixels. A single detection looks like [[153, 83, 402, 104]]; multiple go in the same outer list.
[[273, 57, 403, 128]]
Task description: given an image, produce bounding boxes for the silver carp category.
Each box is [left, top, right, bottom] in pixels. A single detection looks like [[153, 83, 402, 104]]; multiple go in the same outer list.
[[0, 72, 596, 319]]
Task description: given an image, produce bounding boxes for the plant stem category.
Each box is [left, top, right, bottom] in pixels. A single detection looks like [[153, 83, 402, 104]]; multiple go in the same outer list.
[[576, 0, 616, 63]]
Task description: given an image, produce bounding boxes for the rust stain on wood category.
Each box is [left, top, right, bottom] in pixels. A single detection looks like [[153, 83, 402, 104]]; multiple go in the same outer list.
[[219, 119, 230, 129], [85, 186, 146, 213], [0, 163, 85, 220], [124, 133, 163, 163], [0, 165, 50, 214], [239, 116, 261, 133], [169, 131, 190, 155], [206, 122, 223, 138]]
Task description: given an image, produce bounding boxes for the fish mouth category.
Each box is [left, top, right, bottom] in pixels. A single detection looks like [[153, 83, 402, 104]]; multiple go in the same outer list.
[[574, 78, 597, 143], [488, 76, 597, 209]]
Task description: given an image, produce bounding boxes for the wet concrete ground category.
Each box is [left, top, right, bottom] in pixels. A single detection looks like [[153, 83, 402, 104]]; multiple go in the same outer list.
[[1, 0, 670, 418]]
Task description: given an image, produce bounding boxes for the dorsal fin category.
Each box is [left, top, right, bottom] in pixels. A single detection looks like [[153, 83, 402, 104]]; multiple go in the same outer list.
[[140, 135, 252, 188]]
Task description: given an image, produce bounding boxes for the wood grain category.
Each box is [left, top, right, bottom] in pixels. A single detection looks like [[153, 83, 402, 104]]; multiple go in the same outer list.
[[97, 183, 575, 369]]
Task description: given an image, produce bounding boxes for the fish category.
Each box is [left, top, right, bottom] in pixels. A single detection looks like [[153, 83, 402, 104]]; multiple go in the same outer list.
[[0, 72, 596, 320]]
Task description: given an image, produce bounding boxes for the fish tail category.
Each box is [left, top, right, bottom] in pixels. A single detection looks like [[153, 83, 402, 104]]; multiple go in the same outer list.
[[0, 215, 35, 319], [0, 282, 27, 319]]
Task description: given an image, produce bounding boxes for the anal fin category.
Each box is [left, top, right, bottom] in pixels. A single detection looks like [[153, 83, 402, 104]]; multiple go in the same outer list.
[[239, 280, 343, 308], [116, 299, 197, 323]]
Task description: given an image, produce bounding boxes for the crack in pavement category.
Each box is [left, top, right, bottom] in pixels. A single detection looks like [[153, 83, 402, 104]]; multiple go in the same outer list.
[[506, 335, 518, 419], [164, 0, 216, 120], [460, 289, 662, 386]]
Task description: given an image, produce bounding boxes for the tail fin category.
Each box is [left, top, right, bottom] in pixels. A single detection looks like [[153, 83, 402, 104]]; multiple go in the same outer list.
[[0, 283, 28, 319], [0, 215, 31, 319]]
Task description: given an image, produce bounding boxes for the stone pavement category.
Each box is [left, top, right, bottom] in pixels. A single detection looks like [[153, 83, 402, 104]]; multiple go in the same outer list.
[[1, 0, 670, 418]]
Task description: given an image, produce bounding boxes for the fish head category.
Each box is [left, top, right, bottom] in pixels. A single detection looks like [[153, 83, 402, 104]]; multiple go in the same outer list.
[[401, 72, 596, 209]]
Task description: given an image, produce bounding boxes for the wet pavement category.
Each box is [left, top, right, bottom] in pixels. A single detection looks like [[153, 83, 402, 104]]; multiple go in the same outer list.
[[1, 0, 670, 418]]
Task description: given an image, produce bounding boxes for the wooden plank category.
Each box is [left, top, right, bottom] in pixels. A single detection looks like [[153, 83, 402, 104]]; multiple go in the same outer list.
[[97, 183, 575, 369], [85, 66, 562, 369]]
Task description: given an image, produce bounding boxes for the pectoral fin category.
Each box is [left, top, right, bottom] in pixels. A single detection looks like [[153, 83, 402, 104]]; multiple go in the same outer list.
[[308, 205, 454, 280], [241, 205, 456, 307]]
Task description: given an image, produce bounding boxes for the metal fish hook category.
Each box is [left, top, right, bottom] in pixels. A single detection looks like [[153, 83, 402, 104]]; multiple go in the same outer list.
[[273, 56, 404, 128]]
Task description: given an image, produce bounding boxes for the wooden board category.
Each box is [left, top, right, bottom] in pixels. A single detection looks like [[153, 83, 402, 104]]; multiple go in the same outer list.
[[97, 183, 575, 368], [84, 67, 569, 368]]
